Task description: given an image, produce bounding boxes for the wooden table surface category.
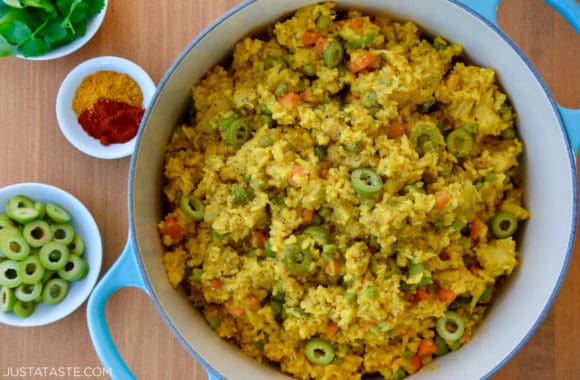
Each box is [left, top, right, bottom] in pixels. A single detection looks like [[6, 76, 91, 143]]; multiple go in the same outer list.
[[0, 1, 578, 379]]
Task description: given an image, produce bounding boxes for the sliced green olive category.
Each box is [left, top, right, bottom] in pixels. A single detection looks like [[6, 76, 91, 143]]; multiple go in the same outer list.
[[0, 232, 31, 260], [446, 128, 474, 157], [0, 285, 16, 312], [490, 211, 518, 238], [226, 118, 251, 149], [304, 337, 335, 365], [13, 299, 35, 318], [323, 40, 344, 68], [57, 255, 89, 282], [22, 220, 52, 248], [351, 168, 383, 196], [46, 202, 71, 223], [17, 255, 45, 284], [285, 244, 312, 273], [0, 260, 21, 289], [180, 193, 205, 222], [409, 123, 444, 154], [14, 282, 43, 302], [50, 223, 75, 246], [436, 311, 465, 342], [39, 242, 69, 271], [42, 278, 69, 305]]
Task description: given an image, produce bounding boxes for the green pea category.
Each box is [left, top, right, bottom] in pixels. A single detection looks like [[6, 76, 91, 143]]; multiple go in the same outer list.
[[263, 55, 287, 70], [361, 91, 378, 108], [316, 14, 331, 29], [303, 63, 316, 77], [259, 135, 272, 147], [264, 240, 277, 258], [314, 146, 327, 159], [275, 83, 288, 97], [232, 187, 248, 205], [303, 225, 330, 246]]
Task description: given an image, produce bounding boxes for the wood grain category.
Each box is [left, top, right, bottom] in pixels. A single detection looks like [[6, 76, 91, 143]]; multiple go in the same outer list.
[[0, 1, 578, 379]]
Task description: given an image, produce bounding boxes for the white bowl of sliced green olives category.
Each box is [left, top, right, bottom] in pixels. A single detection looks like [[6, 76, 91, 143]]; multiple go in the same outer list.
[[0, 183, 102, 327]]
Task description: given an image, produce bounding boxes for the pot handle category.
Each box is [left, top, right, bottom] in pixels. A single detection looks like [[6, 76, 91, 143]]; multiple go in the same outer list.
[[86, 240, 223, 380], [456, 0, 580, 156], [86, 239, 149, 380]]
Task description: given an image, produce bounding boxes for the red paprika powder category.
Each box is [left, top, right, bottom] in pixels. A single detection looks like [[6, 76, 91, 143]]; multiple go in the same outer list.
[[78, 99, 144, 145]]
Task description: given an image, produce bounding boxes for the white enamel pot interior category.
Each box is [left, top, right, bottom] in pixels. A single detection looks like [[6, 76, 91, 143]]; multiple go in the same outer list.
[[87, 1, 579, 379]]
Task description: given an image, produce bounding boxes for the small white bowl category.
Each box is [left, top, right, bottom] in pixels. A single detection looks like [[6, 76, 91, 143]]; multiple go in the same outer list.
[[0, 183, 102, 327], [55, 56, 156, 159], [17, 0, 108, 61]]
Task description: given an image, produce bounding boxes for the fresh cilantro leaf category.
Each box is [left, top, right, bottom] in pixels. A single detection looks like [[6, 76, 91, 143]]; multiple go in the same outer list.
[[2, 0, 24, 9], [40, 19, 66, 41], [85, 0, 104, 16], [55, 0, 73, 15], [69, 1, 86, 23], [1, 19, 30, 43], [21, 0, 56, 15], [0, 34, 17, 56], [20, 35, 47, 56]]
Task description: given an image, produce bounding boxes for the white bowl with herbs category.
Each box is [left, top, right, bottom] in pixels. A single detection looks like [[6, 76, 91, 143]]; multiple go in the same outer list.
[[0, 0, 108, 60]]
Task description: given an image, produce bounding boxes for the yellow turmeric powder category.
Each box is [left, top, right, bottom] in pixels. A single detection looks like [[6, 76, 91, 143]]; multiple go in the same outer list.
[[72, 70, 143, 116]]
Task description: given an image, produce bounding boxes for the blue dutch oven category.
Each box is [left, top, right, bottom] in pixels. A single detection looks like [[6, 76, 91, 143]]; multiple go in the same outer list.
[[87, 1, 580, 379]]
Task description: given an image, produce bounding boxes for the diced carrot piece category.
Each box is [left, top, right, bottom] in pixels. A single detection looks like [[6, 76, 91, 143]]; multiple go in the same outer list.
[[409, 355, 422, 374], [301, 208, 315, 225], [314, 37, 329, 54], [434, 190, 452, 209], [226, 301, 244, 316], [348, 17, 364, 30], [210, 278, 223, 290], [438, 288, 457, 304], [387, 124, 406, 138], [247, 294, 261, 310], [252, 230, 267, 249], [278, 92, 300, 107], [302, 30, 321, 46], [325, 260, 340, 275], [159, 216, 184, 240], [414, 289, 428, 302], [325, 321, 339, 338], [289, 165, 306, 187], [416, 339, 437, 357], [469, 213, 485, 241], [346, 51, 377, 73]]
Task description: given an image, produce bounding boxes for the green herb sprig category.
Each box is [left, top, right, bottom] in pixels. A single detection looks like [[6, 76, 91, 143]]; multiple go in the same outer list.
[[0, 0, 105, 57]]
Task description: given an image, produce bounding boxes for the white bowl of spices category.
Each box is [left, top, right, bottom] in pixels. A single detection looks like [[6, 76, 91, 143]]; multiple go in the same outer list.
[[55, 56, 156, 159]]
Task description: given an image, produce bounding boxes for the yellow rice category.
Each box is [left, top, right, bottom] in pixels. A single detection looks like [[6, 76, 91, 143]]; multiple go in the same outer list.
[[159, 3, 529, 379]]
